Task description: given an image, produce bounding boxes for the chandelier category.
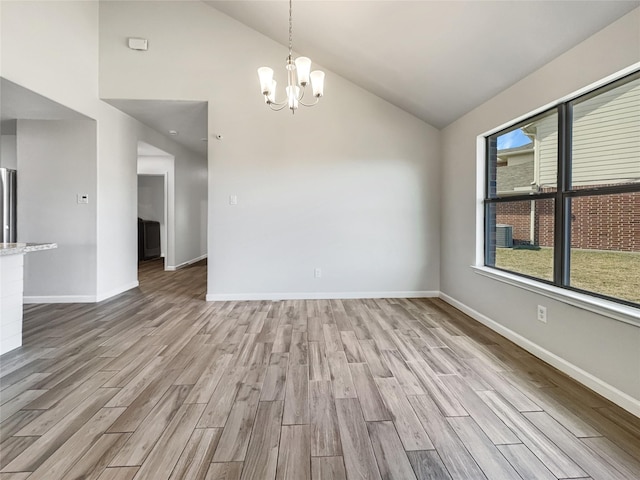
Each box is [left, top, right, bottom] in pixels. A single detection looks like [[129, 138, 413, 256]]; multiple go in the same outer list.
[[257, 0, 325, 113]]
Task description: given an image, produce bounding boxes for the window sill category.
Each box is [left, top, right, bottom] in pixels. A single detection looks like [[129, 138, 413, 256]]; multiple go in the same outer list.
[[471, 266, 640, 328]]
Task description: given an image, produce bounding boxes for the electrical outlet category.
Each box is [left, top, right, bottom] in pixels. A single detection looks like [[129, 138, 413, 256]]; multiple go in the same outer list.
[[537, 305, 547, 323], [314, 268, 322, 278], [229, 195, 238, 205], [77, 194, 89, 204]]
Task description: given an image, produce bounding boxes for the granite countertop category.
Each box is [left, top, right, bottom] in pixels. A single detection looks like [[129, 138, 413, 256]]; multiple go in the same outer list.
[[0, 243, 58, 256]]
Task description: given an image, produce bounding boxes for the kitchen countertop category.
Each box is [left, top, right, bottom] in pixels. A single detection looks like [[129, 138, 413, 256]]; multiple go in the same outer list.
[[0, 242, 58, 256]]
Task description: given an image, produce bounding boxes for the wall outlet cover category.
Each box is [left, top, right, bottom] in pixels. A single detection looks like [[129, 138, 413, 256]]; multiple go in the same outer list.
[[537, 305, 547, 323]]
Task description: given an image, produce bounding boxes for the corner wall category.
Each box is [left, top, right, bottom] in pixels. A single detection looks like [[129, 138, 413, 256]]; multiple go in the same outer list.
[[17, 119, 97, 301], [440, 8, 640, 414], [1, 120, 17, 169]]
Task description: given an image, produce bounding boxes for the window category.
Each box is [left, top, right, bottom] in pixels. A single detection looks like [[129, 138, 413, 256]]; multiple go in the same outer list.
[[485, 72, 640, 307]]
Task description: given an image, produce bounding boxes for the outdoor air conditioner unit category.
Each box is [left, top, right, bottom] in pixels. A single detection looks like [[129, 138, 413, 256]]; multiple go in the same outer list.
[[496, 224, 513, 248]]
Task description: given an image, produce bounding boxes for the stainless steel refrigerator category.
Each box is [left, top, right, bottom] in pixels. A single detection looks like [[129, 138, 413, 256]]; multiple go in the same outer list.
[[0, 168, 17, 243]]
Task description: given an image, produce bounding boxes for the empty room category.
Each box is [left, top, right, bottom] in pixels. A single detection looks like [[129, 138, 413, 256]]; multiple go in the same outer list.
[[0, 1, 639, 479]]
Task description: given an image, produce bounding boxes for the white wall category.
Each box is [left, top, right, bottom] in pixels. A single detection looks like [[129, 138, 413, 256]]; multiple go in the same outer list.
[[440, 9, 640, 413], [0, 135, 17, 169], [1, 120, 17, 169], [17, 119, 97, 300], [138, 175, 166, 258], [1, 0, 207, 300], [98, 0, 440, 299], [173, 146, 207, 267]]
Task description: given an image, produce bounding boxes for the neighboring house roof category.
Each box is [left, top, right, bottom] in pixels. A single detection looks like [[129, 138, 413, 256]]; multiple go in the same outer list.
[[497, 145, 535, 195], [496, 142, 533, 160]]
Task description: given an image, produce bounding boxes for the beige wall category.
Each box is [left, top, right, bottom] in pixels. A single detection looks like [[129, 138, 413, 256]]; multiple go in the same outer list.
[[441, 8, 640, 414]]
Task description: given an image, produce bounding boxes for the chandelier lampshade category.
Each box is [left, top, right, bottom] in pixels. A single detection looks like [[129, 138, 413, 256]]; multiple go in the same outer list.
[[295, 57, 311, 85]]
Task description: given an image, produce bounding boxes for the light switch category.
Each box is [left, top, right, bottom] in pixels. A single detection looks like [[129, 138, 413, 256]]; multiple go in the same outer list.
[[77, 194, 89, 204], [229, 195, 238, 205]]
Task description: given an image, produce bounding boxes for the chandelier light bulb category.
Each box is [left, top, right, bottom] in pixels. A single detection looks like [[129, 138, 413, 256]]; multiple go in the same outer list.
[[295, 57, 311, 86], [258, 67, 274, 95], [286, 85, 300, 110], [310, 70, 325, 98]]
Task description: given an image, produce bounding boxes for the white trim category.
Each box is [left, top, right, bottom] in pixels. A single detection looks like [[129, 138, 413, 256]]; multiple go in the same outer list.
[[24, 295, 97, 304], [165, 254, 207, 272], [27, 280, 140, 304], [475, 136, 486, 265], [95, 281, 139, 302], [472, 266, 640, 327], [439, 292, 640, 418], [206, 290, 438, 302]]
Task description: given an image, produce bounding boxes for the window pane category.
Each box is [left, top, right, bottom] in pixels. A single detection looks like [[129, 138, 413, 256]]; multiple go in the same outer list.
[[570, 76, 640, 188], [486, 199, 555, 281], [568, 193, 640, 304], [488, 110, 557, 198]]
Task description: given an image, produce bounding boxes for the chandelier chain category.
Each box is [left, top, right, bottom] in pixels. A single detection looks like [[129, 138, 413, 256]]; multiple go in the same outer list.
[[288, 0, 293, 55]]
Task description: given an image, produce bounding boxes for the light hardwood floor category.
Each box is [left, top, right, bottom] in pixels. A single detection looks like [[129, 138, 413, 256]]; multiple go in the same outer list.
[[1, 258, 639, 479]]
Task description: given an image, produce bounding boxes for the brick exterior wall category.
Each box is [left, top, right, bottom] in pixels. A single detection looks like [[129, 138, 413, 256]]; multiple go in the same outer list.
[[535, 198, 555, 248], [568, 191, 640, 252], [495, 186, 640, 252], [496, 201, 537, 246]]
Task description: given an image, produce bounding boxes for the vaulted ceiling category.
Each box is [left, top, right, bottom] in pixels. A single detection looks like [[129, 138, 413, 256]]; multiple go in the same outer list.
[[206, 0, 640, 128]]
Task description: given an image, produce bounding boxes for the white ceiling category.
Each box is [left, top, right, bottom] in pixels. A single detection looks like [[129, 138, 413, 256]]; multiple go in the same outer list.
[[1, 78, 90, 123], [138, 141, 173, 157], [0, 81, 208, 159], [206, 0, 640, 128], [104, 99, 208, 157]]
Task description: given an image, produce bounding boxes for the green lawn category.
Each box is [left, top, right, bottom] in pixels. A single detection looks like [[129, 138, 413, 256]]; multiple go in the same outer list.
[[495, 247, 640, 304]]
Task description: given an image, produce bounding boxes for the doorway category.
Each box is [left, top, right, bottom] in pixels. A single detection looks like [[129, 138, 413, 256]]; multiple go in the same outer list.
[[137, 141, 175, 271], [103, 99, 208, 290], [138, 174, 167, 262]]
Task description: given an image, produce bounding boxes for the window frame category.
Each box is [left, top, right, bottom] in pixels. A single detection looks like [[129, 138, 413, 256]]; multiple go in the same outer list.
[[483, 70, 640, 309]]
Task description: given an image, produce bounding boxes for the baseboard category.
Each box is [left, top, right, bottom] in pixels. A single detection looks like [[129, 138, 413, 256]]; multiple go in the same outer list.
[[24, 281, 140, 304], [439, 292, 640, 418], [206, 290, 439, 302], [24, 295, 97, 304], [0, 335, 22, 356], [165, 254, 207, 272], [96, 281, 139, 302]]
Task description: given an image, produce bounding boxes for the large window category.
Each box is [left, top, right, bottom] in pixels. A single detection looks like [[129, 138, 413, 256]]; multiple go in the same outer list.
[[485, 72, 640, 307]]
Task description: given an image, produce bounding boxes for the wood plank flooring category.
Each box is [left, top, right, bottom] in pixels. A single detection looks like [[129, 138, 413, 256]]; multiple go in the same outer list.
[[1, 258, 640, 479]]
